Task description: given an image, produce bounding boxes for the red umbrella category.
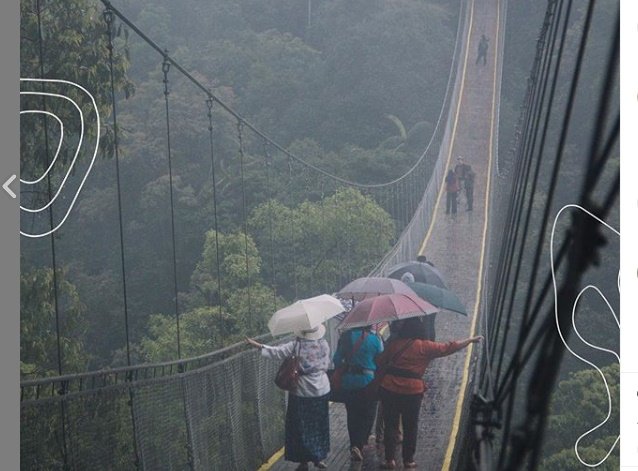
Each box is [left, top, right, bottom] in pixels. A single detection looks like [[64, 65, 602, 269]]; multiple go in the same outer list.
[[338, 293, 438, 330]]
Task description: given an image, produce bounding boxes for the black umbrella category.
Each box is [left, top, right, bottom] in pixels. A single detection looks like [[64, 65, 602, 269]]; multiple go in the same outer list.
[[336, 277, 418, 301], [386, 261, 447, 289]]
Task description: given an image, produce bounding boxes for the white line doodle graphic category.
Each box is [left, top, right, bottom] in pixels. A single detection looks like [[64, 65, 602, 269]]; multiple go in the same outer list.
[[20, 91, 84, 213], [550, 204, 620, 467], [20, 78, 100, 238], [19, 110, 64, 185]]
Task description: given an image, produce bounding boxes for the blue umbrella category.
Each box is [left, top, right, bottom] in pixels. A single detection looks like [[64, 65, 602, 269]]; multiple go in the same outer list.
[[405, 281, 467, 316]]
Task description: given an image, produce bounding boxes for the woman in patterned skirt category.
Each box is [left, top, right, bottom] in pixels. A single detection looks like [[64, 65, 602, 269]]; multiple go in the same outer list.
[[246, 324, 331, 470]]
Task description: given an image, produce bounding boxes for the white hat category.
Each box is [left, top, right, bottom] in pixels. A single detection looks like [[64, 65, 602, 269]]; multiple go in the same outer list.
[[400, 272, 415, 284], [294, 324, 326, 340]]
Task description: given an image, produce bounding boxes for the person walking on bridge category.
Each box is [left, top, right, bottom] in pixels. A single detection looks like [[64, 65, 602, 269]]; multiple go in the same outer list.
[[454, 156, 469, 191], [476, 34, 489, 66], [333, 325, 384, 462], [465, 165, 475, 211], [445, 169, 459, 215], [376, 317, 483, 469], [246, 325, 331, 470]]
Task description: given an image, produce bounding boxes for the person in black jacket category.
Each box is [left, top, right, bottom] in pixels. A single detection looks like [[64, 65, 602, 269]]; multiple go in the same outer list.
[[476, 34, 489, 65], [465, 166, 475, 211]]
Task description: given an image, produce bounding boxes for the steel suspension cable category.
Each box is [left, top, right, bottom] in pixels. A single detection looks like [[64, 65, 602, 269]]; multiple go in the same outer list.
[[493, 237, 570, 403], [103, 10, 142, 468], [263, 142, 278, 312], [488, 0, 563, 361], [582, 18, 619, 192], [104, 7, 133, 367], [488, 3, 561, 342], [35, 0, 64, 379], [494, 23, 620, 404], [161, 52, 182, 359], [206, 98, 225, 342], [496, 1, 608, 467], [319, 178, 328, 293], [98, 0, 461, 190], [493, 0, 569, 386], [287, 157, 299, 299], [334, 186, 342, 288], [35, 1, 68, 467], [514, 0, 595, 346], [236, 121, 254, 331], [476, 0, 569, 459], [498, 1, 581, 462], [502, 173, 619, 403]]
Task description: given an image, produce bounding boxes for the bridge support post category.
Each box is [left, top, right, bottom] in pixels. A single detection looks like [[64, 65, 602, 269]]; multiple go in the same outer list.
[[179, 369, 196, 471], [126, 373, 142, 470]]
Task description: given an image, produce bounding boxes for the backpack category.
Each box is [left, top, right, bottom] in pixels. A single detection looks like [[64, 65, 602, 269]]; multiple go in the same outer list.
[[274, 341, 302, 392]]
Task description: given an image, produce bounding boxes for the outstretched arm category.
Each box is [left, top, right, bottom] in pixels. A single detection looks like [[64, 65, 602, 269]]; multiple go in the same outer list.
[[456, 336, 483, 349], [246, 337, 263, 349], [245, 337, 295, 359], [429, 335, 483, 358]]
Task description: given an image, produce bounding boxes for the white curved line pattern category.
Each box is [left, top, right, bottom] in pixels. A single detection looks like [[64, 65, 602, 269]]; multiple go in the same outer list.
[[550, 204, 620, 467], [19, 110, 65, 185], [571, 286, 620, 467], [19, 91, 84, 213], [572, 286, 619, 358], [20, 78, 100, 238]]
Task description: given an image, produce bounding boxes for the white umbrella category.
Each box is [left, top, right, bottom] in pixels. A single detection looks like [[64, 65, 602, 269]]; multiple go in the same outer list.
[[268, 294, 345, 336]]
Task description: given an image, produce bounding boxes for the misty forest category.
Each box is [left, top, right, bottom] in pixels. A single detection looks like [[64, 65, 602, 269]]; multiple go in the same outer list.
[[20, 0, 619, 469]]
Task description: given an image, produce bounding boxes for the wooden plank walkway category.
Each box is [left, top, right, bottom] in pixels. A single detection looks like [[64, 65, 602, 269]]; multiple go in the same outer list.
[[269, 0, 502, 468]]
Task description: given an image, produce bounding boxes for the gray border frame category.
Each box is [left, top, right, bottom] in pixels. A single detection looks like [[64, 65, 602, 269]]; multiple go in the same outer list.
[[1, 0, 19, 468]]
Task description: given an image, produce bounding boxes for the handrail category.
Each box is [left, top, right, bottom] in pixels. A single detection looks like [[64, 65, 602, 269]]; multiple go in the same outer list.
[[20, 332, 281, 396]]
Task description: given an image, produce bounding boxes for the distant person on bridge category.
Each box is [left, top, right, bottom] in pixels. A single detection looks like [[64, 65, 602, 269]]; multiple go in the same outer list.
[[416, 254, 435, 266], [454, 156, 469, 190], [246, 325, 331, 470], [465, 165, 475, 211], [476, 34, 489, 65], [376, 317, 483, 469], [332, 325, 384, 462], [445, 169, 459, 215]]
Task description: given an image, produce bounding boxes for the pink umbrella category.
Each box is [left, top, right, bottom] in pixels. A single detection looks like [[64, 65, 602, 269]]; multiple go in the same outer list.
[[338, 293, 438, 330]]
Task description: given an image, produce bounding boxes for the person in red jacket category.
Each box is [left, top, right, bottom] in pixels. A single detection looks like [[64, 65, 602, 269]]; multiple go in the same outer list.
[[377, 317, 482, 469], [445, 169, 459, 215]]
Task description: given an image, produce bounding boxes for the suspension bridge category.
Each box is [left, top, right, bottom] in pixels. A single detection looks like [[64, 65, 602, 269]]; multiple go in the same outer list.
[[19, 0, 619, 469]]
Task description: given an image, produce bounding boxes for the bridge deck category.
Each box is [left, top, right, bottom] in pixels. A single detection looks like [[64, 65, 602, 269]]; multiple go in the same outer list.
[[268, 0, 501, 468]]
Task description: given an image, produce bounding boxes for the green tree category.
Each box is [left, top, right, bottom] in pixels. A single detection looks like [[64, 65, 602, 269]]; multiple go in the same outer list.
[[189, 229, 262, 304], [249, 187, 396, 299], [20, 266, 88, 377], [139, 307, 221, 362], [20, 0, 133, 176], [541, 437, 619, 471], [305, 0, 456, 149], [541, 363, 619, 469], [139, 230, 284, 361]]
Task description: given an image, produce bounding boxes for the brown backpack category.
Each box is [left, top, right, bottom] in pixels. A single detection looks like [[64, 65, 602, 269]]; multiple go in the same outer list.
[[274, 341, 302, 392]]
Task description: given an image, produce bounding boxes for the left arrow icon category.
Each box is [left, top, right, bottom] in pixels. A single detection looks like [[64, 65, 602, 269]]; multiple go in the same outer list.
[[3, 175, 17, 199]]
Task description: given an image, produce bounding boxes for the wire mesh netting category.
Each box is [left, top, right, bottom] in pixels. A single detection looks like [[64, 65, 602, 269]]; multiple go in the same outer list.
[[134, 379, 190, 470], [21, 341, 290, 470], [65, 388, 137, 470], [21, 399, 67, 470]]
